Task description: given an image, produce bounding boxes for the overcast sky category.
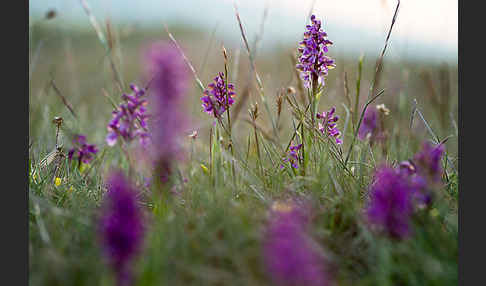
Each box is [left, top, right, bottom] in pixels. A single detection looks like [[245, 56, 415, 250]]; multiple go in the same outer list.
[[30, 0, 458, 62]]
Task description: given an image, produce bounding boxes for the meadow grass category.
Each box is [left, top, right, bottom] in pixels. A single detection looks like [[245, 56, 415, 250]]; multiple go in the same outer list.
[[29, 4, 457, 285]]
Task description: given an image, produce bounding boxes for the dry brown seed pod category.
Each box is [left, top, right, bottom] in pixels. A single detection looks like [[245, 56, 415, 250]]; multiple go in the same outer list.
[[52, 116, 63, 127], [286, 86, 296, 94]]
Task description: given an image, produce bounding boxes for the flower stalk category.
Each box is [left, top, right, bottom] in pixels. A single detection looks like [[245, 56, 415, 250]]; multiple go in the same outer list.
[[223, 46, 236, 184]]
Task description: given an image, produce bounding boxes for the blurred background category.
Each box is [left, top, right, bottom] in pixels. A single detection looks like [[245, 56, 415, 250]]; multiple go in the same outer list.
[[29, 0, 458, 157], [29, 0, 457, 61]]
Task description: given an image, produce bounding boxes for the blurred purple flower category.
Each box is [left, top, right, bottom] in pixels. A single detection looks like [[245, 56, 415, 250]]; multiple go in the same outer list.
[[366, 142, 446, 238], [358, 107, 378, 141], [144, 42, 187, 104], [366, 166, 414, 240], [106, 84, 150, 147], [396, 142, 445, 208], [144, 41, 189, 182], [99, 171, 145, 286], [201, 72, 235, 117], [317, 107, 342, 145], [263, 201, 330, 286], [408, 174, 431, 208], [413, 142, 445, 182], [296, 15, 335, 88], [68, 134, 98, 166], [358, 105, 390, 144]]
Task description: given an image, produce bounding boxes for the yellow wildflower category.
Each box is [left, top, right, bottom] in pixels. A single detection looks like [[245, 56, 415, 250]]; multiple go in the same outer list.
[[430, 208, 439, 218], [54, 177, 62, 186], [200, 164, 209, 175]]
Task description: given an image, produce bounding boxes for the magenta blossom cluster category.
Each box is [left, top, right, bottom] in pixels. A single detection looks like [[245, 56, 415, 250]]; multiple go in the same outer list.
[[144, 41, 188, 182], [106, 84, 150, 147], [296, 15, 335, 88], [281, 143, 303, 169], [201, 72, 235, 117], [98, 171, 145, 286], [366, 142, 445, 239], [366, 166, 415, 240], [263, 201, 330, 286], [317, 107, 342, 145], [68, 134, 98, 166]]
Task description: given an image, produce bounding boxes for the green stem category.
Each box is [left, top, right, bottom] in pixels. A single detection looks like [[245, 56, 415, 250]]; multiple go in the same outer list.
[[301, 121, 306, 176], [354, 55, 364, 130], [224, 66, 236, 185], [253, 121, 263, 178], [209, 125, 214, 186]]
